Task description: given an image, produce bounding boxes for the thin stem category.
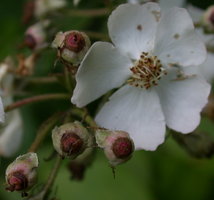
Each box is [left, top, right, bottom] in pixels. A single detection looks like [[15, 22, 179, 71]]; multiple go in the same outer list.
[[63, 8, 111, 17], [4, 93, 70, 112], [71, 108, 97, 127], [28, 112, 64, 152], [25, 77, 58, 84], [64, 67, 73, 92], [28, 155, 62, 200]]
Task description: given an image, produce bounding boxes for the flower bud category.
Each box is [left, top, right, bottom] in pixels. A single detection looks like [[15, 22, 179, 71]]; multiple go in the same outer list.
[[17, 53, 38, 76], [24, 21, 49, 50], [52, 121, 93, 159], [5, 152, 38, 192], [96, 130, 134, 166], [52, 31, 91, 66], [202, 5, 214, 32]]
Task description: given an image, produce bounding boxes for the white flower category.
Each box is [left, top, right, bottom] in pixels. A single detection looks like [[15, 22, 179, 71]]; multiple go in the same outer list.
[[35, 0, 66, 18], [73, 0, 81, 6], [72, 3, 210, 150], [128, 0, 185, 10], [0, 59, 23, 157], [184, 28, 214, 83], [0, 111, 23, 157]]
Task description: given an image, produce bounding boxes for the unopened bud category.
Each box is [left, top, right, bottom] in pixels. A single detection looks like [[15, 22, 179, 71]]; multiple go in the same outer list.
[[52, 121, 93, 159], [5, 152, 38, 192], [202, 5, 214, 32], [96, 130, 134, 166], [24, 21, 49, 50], [52, 31, 91, 66]]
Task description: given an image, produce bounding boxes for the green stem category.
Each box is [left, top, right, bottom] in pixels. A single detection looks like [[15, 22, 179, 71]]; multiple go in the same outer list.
[[28, 112, 64, 152], [71, 108, 97, 127], [4, 93, 70, 112], [25, 77, 58, 84], [63, 8, 111, 17]]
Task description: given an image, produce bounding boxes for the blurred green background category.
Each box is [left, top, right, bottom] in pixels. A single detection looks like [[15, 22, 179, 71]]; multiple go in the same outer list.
[[1, 0, 214, 200]]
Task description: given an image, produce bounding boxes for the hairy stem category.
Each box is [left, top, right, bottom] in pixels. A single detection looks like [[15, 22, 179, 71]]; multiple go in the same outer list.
[[71, 108, 97, 127], [63, 8, 111, 17], [4, 93, 70, 112], [28, 155, 62, 200]]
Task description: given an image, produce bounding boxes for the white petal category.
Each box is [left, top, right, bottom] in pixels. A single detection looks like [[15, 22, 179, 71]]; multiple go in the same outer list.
[[199, 53, 214, 82], [159, 0, 184, 10], [154, 7, 206, 67], [187, 4, 204, 23], [95, 85, 166, 151], [0, 110, 23, 157], [72, 42, 132, 107], [0, 97, 5, 123], [182, 53, 214, 83], [108, 3, 160, 59], [156, 72, 210, 133]]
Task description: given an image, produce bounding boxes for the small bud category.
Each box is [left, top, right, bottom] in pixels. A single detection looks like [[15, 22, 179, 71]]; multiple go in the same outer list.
[[96, 130, 134, 166], [52, 121, 93, 159], [202, 5, 214, 32], [17, 53, 38, 76], [5, 152, 38, 192], [24, 21, 49, 50], [52, 30, 91, 66]]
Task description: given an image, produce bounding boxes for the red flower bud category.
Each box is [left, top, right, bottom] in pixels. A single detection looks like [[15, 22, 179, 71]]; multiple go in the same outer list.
[[6, 171, 28, 192], [61, 133, 83, 156], [96, 130, 134, 166], [64, 32, 86, 53], [52, 121, 93, 159]]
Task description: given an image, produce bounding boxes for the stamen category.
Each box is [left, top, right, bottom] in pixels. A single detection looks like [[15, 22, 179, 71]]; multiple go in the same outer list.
[[128, 52, 166, 89]]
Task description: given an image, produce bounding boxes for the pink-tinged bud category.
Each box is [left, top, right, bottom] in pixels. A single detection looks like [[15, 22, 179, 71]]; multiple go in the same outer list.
[[6, 172, 28, 191], [112, 137, 133, 159], [5, 152, 38, 192], [52, 121, 93, 159], [96, 130, 134, 166], [64, 32, 86, 53], [24, 20, 49, 50], [52, 30, 91, 66], [203, 5, 214, 32]]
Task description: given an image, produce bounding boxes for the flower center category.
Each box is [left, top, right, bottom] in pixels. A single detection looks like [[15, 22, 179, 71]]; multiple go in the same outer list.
[[128, 52, 166, 89], [61, 132, 83, 156]]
